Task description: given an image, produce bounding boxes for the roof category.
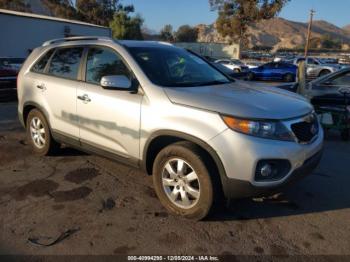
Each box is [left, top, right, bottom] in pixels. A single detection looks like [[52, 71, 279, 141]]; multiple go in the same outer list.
[[0, 8, 109, 29]]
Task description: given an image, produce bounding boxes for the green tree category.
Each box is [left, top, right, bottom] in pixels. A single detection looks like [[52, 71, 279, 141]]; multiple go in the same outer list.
[[160, 24, 174, 42], [42, 0, 79, 20], [175, 25, 198, 42], [76, 0, 122, 26], [0, 0, 30, 12], [110, 7, 144, 40], [210, 0, 290, 46], [321, 34, 341, 49]]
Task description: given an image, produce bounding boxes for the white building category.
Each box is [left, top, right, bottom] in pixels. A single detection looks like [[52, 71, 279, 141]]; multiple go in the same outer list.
[[0, 9, 111, 58]]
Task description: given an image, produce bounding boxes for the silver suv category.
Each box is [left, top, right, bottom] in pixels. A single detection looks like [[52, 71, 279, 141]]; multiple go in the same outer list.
[[17, 37, 324, 220]]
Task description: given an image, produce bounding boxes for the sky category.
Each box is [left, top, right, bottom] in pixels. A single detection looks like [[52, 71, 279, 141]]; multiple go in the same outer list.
[[120, 0, 350, 32]]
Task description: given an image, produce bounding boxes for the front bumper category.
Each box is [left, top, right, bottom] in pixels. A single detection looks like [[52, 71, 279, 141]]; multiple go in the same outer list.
[[209, 125, 324, 199], [221, 149, 322, 198]]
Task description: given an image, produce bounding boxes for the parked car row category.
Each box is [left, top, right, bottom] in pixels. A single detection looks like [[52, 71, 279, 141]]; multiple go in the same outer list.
[[0, 57, 25, 102], [210, 55, 349, 83]]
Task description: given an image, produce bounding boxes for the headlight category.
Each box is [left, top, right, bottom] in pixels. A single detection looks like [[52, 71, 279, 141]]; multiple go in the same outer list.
[[221, 115, 294, 141]]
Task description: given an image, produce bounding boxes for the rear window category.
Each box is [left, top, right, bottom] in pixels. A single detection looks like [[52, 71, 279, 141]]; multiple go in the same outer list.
[[48, 47, 84, 80], [31, 49, 55, 73]]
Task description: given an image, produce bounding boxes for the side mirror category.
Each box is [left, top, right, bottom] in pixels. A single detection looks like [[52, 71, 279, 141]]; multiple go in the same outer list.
[[100, 75, 132, 90]]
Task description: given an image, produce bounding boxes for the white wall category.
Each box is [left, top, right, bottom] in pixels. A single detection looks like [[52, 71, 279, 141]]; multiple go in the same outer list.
[[0, 13, 111, 57]]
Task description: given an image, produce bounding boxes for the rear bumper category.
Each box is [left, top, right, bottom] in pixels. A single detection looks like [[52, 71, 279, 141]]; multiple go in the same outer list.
[[222, 149, 323, 199]]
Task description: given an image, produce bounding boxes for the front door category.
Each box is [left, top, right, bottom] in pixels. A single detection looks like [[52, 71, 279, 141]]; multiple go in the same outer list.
[[77, 46, 142, 160]]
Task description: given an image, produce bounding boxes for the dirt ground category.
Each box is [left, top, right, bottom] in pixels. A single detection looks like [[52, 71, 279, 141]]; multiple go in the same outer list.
[[0, 102, 349, 256]]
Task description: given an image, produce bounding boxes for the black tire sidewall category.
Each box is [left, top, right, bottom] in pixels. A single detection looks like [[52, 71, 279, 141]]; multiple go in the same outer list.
[[284, 73, 293, 82], [319, 70, 330, 77], [152, 142, 214, 220], [26, 109, 53, 156]]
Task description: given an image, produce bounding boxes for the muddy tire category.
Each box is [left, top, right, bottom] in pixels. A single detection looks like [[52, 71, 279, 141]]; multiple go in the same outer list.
[[26, 109, 60, 156], [152, 141, 218, 220]]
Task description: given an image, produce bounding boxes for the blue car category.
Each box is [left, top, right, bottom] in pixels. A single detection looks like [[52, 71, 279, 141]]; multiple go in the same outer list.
[[247, 62, 297, 82]]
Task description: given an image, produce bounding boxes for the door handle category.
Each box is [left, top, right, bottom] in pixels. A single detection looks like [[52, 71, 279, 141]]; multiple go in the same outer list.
[[36, 84, 46, 90], [77, 94, 91, 103]]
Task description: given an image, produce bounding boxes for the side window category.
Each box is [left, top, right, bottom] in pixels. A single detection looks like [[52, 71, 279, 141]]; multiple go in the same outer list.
[[48, 47, 84, 80], [31, 49, 55, 73], [307, 58, 318, 65], [86, 47, 131, 85]]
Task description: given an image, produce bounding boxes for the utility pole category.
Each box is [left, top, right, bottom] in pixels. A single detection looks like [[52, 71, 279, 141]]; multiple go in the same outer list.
[[304, 9, 315, 57]]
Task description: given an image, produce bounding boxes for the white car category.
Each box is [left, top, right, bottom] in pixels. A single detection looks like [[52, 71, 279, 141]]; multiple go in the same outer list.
[[215, 59, 249, 73]]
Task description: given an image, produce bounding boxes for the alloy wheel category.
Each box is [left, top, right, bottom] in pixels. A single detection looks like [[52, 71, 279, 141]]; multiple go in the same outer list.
[[161, 158, 200, 209], [30, 117, 46, 149]]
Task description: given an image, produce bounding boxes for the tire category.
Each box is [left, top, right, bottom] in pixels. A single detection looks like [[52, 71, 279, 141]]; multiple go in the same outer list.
[[152, 141, 218, 220], [26, 109, 60, 156], [233, 68, 241, 73], [284, 73, 294, 82], [319, 70, 331, 77], [341, 129, 349, 141], [247, 72, 255, 81]]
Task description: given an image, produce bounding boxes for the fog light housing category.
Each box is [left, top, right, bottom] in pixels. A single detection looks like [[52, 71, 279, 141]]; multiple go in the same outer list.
[[260, 164, 273, 177], [255, 160, 291, 181]]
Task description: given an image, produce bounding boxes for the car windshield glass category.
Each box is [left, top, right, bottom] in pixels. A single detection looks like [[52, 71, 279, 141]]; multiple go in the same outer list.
[[231, 59, 244, 65], [127, 46, 230, 87]]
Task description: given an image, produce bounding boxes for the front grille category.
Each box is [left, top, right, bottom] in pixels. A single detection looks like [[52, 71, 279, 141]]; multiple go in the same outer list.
[[291, 115, 319, 143]]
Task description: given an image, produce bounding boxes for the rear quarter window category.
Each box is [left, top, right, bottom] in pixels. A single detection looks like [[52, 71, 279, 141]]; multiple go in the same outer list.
[[48, 47, 84, 80], [31, 49, 55, 73]]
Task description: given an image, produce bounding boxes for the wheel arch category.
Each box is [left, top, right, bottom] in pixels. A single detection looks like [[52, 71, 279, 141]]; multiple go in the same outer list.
[[318, 69, 331, 77], [142, 130, 229, 197], [22, 102, 51, 128]]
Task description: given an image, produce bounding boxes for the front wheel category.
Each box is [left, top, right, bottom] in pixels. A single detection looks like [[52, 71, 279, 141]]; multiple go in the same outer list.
[[247, 72, 255, 81], [319, 70, 331, 77], [284, 73, 294, 82], [152, 142, 215, 220]]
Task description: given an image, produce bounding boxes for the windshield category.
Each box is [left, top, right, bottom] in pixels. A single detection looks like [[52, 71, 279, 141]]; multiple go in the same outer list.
[[127, 46, 230, 87], [231, 59, 244, 66]]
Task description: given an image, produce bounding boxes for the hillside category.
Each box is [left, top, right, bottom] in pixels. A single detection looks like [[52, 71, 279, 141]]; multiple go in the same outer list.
[[197, 17, 350, 50], [343, 24, 350, 36]]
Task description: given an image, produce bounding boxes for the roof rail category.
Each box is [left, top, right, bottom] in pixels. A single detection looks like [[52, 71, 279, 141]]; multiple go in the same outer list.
[[42, 36, 113, 47]]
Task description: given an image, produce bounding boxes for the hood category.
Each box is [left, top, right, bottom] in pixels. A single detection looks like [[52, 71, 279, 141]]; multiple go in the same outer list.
[[164, 81, 313, 120]]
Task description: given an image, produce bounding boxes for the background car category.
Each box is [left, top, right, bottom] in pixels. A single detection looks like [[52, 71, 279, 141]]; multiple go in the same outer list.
[[292, 57, 343, 79], [0, 58, 24, 102], [247, 62, 297, 82], [215, 58, 249, 73], [210, 61, 247, 80], [305, 68, 350, 105], [0, 65, 18, 89]]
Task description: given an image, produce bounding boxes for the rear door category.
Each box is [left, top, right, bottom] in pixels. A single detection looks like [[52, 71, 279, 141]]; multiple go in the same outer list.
[[29, 47, 83, 139], [77, 46, 142, 160]]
